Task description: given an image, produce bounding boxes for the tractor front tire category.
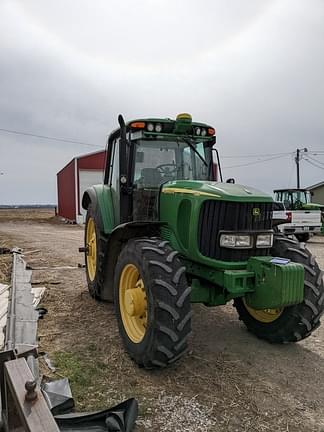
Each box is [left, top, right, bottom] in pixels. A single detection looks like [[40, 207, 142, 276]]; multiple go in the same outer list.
[[295, 233, 310, 243], [234, 234, 324, 343], [84, 203, 108, 299], [114, 238, 192, 368]]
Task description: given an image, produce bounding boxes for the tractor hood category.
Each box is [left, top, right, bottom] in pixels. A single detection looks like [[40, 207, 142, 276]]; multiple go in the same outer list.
[[161, 180, 273, 203], [302, 203, 323, 210]]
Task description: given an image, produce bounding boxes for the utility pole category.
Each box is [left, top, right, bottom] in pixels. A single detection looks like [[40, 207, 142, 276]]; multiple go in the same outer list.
[[295, 148, 308, 189], [296, 149, 300, 188]]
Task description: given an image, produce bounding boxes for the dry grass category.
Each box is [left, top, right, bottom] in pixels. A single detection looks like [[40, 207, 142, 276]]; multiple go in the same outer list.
[[0, 238, 12, 283], [0, 208, 59, 224]]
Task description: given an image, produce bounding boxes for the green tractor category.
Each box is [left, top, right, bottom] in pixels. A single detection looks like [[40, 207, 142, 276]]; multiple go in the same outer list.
[[82, 114, 324, 368]]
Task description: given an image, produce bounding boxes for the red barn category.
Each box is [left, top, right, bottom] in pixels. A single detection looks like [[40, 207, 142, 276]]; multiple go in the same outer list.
[[57, 150, 106, 223]]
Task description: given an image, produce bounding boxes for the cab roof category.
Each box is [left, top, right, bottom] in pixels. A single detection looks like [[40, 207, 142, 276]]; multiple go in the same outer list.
[[274, 188, 309, 193], [108, 116, 215, 141]]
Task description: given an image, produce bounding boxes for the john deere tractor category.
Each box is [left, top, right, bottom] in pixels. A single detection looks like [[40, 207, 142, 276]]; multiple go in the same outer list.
[[82, 114, 324, 368]]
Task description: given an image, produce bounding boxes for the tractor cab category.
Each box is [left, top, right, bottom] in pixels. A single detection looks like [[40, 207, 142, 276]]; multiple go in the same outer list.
[[104, 113, 217, 223], [273, 188, 322, 241], [274, 188, 315, 210]]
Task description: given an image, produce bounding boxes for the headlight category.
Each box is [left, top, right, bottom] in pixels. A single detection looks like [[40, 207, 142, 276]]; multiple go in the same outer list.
[[220, 234, 252, 249], [155, 123, 162, 133], [147, 123, 154, 132], [195, 127, 201, 135], [201, 128, 207, 136], [256, 234, 273, 248]]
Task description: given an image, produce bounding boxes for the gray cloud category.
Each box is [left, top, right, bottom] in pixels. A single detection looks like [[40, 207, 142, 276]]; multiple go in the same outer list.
[[0, 0, 323, 204]]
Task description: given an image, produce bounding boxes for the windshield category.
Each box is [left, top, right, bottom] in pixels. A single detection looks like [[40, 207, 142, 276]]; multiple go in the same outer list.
[[133, 139, 210, 188]]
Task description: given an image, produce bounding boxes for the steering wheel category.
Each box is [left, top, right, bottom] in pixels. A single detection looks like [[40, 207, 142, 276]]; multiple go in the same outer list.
[[294, 199, 303, 209], [156, 164, 177, 175]]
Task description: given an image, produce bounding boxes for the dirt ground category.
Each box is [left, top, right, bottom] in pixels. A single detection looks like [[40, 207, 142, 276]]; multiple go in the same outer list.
[[0, 209, 324, 432]]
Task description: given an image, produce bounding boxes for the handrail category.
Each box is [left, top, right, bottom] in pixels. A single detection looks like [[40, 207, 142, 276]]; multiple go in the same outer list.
[[3, 357, 60, 431]]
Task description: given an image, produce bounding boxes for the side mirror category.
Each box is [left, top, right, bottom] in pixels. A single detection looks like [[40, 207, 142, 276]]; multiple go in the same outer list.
[[226, 178, 235, 184], [211, 148, 223, 182]]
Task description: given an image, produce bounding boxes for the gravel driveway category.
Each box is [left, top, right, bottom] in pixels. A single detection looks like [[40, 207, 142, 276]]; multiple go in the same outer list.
[[0, 211, 323, 432]]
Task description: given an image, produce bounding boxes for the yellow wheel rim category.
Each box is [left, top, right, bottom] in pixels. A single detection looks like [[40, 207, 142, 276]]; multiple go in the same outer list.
[[86, 217, 97, 282], [243, 299, 283, 323], [119, 264, 148, 343]]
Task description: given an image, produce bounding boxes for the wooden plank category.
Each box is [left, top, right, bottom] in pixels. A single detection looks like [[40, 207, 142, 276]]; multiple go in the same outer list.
[[4, 358, 60, 432], [0, 283, 9, 349]]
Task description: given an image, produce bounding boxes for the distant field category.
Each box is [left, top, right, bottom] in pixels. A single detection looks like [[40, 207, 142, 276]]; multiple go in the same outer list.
[[0, 208, 56, 221]]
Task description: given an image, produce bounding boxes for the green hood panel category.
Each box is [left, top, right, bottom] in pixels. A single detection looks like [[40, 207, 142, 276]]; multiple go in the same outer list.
[[162, 181, 273, 203], [302, 203, 323, 210]]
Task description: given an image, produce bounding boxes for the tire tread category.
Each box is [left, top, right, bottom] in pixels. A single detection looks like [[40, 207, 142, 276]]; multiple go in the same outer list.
[[114, 237, 191, 369]]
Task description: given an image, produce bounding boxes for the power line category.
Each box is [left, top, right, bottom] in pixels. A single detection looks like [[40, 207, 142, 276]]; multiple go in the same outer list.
[[222, 150, 324, 159], [0, 125, 322, 162], [306, 155, 324, 166], [309, 154, 324, 160], [223, 154, 289, 169], [304, 158, 324, 171], [222, 151, 293, 159], [0, 127, 101, 148]]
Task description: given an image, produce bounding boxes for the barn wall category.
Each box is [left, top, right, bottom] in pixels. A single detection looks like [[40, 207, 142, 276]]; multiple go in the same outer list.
[[76, 151, 107, 214], [311, 185, 324, 205], [77, 151, 106, 170], [57, 159, 76, 220]]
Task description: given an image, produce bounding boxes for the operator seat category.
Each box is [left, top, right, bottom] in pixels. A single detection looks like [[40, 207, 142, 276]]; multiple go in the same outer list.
[[139, 168, 162, 188], [133, 168, 162, 221], [284, 200, 291, 210]]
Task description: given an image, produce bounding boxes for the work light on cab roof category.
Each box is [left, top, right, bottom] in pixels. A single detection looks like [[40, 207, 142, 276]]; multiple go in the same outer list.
[[130, 113, 215, 137]]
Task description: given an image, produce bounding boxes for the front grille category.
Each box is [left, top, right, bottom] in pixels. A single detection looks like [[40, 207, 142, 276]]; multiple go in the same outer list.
[[198, 200, 273, 261]]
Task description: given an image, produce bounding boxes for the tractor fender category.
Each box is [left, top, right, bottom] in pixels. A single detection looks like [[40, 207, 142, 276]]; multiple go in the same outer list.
[[102, 221, 165, 302], [82, 187, 97, 211], [82, 185, 115, 234], [82, 186, 105, 234]]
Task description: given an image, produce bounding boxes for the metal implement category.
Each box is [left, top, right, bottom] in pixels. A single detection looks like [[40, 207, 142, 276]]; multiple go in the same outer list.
[[0, 250, 52, 431], [5, 251, 39, 379], [42, 378, 74, 415], [1, 249, 140, 431], [54, 398, 138, 432]]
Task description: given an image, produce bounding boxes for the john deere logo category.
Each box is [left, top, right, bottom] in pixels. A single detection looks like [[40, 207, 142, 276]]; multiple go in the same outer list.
[[253, 208, 261, 216]]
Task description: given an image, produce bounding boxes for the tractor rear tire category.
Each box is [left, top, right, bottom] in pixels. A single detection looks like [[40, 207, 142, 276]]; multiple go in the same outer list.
[[84, 203, 108, 299], [114, 238, 192, 368], [234, 234, 324, 343]]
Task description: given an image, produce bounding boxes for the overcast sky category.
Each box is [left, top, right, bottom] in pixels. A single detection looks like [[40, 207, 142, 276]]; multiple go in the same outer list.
[[0, 0, 323, 204]]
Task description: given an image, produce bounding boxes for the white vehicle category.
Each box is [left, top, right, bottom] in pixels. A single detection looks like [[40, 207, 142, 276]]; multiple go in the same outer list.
[[273, 189, 322, 242]]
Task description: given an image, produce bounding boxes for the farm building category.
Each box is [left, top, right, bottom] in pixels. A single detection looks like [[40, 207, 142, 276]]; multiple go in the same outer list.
[[57, 149, 106, 223], [307, 181, 324, 206]]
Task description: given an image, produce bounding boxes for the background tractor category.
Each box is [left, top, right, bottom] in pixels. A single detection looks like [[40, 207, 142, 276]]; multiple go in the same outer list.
[[82, 114, 324, 369], [273, 188, 322, 242]]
